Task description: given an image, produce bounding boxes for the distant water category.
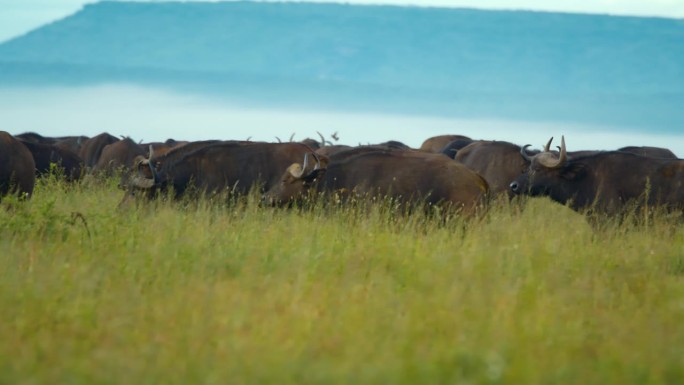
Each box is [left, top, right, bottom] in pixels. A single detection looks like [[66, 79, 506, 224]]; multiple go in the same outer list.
[[1, 84, 682, 157]]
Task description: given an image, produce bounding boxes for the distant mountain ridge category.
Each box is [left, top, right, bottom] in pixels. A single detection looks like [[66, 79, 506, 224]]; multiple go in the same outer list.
[[1, 1, 683, 129]]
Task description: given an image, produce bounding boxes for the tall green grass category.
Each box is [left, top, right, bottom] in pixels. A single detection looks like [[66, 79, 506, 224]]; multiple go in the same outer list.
[[1, 176, 683, 384]]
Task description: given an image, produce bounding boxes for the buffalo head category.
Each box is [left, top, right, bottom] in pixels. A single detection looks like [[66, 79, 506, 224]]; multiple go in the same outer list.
[[510, 136, 582, 199], [123, 145, 160, 192], [262, 152, 328, 206]]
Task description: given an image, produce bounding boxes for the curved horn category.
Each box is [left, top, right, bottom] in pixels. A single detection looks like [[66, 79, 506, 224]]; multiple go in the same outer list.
[[148, 145, 155, 165], [147, 145, 158, 184], [311, 152, 321, 171], [289, 133, 295, 142], [543, 137, 554, 152], [301, 153, 309, 173], [520, 144, 535, 162], [537, 136, 568, 169], [317, 131, 326, 147], [558, 136, 567, 164], [275, 136, 282, 143]]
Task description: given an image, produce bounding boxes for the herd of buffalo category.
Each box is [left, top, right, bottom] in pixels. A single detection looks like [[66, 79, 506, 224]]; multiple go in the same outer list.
[[1, 130, 683, 216]]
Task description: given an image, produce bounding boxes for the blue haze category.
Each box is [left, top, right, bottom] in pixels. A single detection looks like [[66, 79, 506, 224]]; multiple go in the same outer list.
[[0, 1, 682, 150]]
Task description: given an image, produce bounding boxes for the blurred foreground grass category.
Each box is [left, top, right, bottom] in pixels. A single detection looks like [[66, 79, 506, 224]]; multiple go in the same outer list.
[[1, 176, 683, 384]]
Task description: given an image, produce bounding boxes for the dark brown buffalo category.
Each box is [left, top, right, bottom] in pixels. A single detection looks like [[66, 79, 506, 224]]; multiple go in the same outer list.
[[419, 135, 471, 153], [16, 132, 89, 155], [263, 148, 489, 215], [440, 138, 475, 159], [15, 132, 55, 144], [0, 131, 36, 199], [300, 138, 321, 149], [455, 140, 533, 198], [376, 140, 411, 150], [617, 146, 677, 159], [80, 132, 120, 168], [510, 137, 684, 214], [93, 137, 146, 175], [323, 145, 412, 162], [55, 135, 90, 154], [316, 142, 410, 157], [17, 140, 83, 181], [315, 144, 353, 157], [127, 141, 320, 199], [141, 139, 189, 158]]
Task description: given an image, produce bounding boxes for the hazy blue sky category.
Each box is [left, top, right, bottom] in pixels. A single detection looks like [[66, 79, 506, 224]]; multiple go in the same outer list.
[[1, 0, 684, 42], [2, 85, 683, 156], [2, 0, 683, 155]]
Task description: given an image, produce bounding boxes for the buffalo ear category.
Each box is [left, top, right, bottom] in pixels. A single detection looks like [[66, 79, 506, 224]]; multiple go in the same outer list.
[[560, 162, 586, 181]]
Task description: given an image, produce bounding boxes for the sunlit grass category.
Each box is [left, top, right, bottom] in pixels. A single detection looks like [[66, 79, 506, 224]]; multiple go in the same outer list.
[[1, 177, 683, 384]]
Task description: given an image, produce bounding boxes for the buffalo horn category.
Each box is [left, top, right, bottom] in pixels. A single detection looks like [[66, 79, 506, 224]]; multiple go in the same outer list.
[[537, 136, 567, 168], [558, 136, 567, 164], [543, 137, 554, 152], [301, 153, 310, 173], [317, 131, 326, 147], [147, 145, 158, 183], [311, 152, 321, 171], [520, 145, 534, 162]]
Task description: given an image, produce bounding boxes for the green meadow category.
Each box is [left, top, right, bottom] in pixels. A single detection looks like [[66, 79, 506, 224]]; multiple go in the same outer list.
[[1, 176, 683, 384]]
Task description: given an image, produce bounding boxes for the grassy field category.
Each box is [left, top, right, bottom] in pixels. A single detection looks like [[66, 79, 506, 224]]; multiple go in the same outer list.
[[1, 176, 683, 384]]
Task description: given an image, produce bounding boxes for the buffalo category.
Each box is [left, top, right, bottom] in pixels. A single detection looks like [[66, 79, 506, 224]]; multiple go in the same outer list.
[[375, 140, 411, 150], [15, 132, 55, 144], [441, 138, 475, 159], [140, 139, 189, 158], [80, 132, 120, 168], [510, 137, 684, 214], [17, 139, 83, 181], [54, 135, 90, 155], [300, 138, 321, 149], [316, 142, 410, 157], [0, 131, 36, 200], [93, 137, 146, 176], [126, 141, 321, 199], [263, 148, 489, 215], [455, 140, 533, 198], [419, 135, 471, 153], [16, 132, 89, 155]]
